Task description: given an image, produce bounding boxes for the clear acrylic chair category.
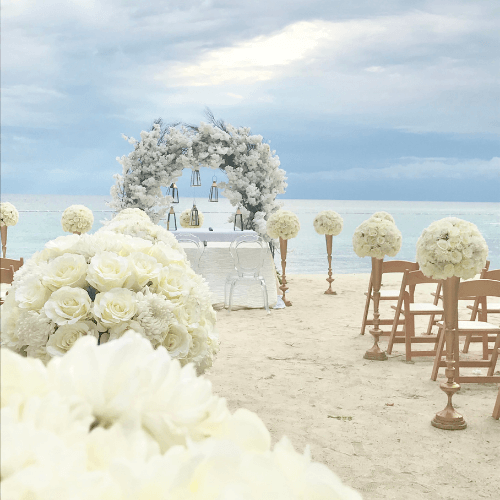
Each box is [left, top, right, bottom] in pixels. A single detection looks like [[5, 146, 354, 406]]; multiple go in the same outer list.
[[175, 233, 204, 272], [224, 235, 270, 313]]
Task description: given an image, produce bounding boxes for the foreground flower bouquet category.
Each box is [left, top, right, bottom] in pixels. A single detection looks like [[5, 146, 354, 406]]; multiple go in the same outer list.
[[0, 211, 218, 373], [353, 213, 402, 360], [0, 201, 19, 258], [1, 332, 362, 499], [314, 210, 343, 294], [267, 209, 300, 306], [417, 217, 488, 430]]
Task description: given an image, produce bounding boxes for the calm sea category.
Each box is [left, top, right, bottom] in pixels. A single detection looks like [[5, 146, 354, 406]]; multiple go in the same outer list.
[[2, 194, 499, 274]]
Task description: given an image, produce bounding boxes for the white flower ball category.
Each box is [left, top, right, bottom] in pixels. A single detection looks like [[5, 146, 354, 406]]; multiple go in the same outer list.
[[352, 218, 402, 259], [266, 209, 300, 240], [180, 208, 204, 228], [416, 217, 488, 280], [61, 205, 94, 234], [0, 202, 19, 227], [313, 210, 343, 236], [370, 211, 395, 224]]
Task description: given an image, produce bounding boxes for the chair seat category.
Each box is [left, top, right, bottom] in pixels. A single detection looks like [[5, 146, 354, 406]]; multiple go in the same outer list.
[[364, 289, 399, 299], [392, 303, 444, 314], [436, 320, 500, 331]]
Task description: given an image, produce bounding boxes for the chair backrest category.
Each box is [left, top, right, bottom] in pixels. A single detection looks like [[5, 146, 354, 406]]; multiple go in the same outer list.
[[382, 260, 419, 274], [176, 234, 204, 268], [458, 279, 500, 300], [230, 234, 268, 277], [0, 257, 23, 272], [481, 268, 500, 281], [404, 269, 442, 287], [0, 266, 15, 284]]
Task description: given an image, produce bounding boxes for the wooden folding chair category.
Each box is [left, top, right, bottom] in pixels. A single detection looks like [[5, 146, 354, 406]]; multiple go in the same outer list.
[[431, 279, 500, 384], [426, 260, 491, 335], [0, 257, 24, 272], [386, 269, 444, 361], [493, 386, 500, 420], [466, 268, 500, 322], [360, 260, 419, 335], [0, 265, 15, 305]]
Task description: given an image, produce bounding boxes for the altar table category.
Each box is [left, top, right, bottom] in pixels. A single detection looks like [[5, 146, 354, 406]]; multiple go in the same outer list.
[[170, 228, 257, 243]]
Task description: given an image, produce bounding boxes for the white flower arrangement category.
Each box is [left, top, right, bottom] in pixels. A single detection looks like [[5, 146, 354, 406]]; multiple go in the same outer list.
[[0, 332, 362, 500], [180, 208, 204, 228], [0, 201, 19, 227], [61, 204, 94, 234], [370, 211, 395, 224], [266, 209, 300, 240], [110, 120, 287, 240], [0, 229, 218, 373], [352, 217, 402, 259], [314, 210, 344, 236], [416, 217, 488, 280]]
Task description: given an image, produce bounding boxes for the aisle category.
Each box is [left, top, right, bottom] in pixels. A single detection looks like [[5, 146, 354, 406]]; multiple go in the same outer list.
[[207, 273, 499, 500]]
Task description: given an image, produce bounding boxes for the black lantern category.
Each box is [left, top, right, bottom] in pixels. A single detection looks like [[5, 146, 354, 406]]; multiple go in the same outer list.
[[167, 183, 179, 203], [234, 208, 243, 231], [167, 207, 177, 231], [190, 204, 199, 226], [209, 176, 218, 202], [190, 169, 201, 187]]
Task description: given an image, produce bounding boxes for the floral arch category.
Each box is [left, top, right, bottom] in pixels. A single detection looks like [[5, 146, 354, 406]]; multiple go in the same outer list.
[[110, 119, 287, 239]]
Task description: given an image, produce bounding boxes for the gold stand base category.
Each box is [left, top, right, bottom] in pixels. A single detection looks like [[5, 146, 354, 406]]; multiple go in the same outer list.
[[324, 289, 337, 295], [363, 348, 388, 361], [431, 413, 467, 430]]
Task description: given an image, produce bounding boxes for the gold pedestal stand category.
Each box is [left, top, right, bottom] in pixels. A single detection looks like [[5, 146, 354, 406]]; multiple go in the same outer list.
[[279, 237, 292, 307], [364, 257, 387, 361], [431, 276, 467, 430], [1, 225, 7, 258], [324, 234, 337, 295]]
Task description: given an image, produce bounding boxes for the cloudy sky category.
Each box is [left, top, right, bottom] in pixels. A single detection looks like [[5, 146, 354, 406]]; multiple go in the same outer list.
[[2, 0, 499, 201]]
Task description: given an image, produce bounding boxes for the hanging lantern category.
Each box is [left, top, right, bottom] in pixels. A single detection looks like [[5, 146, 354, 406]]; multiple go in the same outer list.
[[190, 169, 201, 187], [190, 204, 199, 227], [209, 176, 218, 202], [167, 207, 177, 231], [234, 208, 243, 231], [167, 183, 179, 203]]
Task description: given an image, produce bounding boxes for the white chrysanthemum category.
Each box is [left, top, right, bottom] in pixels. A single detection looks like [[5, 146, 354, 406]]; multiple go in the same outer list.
[[15, 276, 51, 310], [16, 310, 55, 348], [61, 204, 94, 234], [266, 209, 300, 240], [416, 217, 488, 280], [313, 210, 343, 236], [180, 208, 204, 228], [135, 290, 174, 345], [369, 211, 395, 224], [0, 201, 19, 226], [352, 218, 402, 259]]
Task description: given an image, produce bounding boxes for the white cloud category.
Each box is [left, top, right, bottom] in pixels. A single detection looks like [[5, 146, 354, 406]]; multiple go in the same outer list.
[[293, 157, 500, 181]]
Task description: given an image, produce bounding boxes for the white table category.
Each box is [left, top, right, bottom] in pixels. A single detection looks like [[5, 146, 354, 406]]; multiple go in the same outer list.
[[180, 241, 278, 309], [171, 228, 257, 243]]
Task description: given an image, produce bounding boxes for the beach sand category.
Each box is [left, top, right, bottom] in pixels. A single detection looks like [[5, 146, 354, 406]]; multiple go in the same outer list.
[[207, 273, 499, 500]]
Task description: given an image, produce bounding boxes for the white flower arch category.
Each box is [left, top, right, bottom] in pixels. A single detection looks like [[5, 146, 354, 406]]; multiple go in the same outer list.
[[110, 119, 287, 239]]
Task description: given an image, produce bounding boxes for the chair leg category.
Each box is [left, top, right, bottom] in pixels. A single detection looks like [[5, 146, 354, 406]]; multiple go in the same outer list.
[[482, 333, 489, 360], [260, 279, 270, 313], [387, 295, 403, 355], [405, 314, 415, 362], [493, 387, 500, 420], [463, 333, 472, 353], [487, 336, 500, 377], [431, 326, 445, 381], [228, 279, 237, 312], [360, 280, 373, 335]]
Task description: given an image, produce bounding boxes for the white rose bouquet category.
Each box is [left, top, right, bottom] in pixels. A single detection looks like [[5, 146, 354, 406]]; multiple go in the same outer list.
[[61, 204, 94, 234], [180, 208, 204, 228], [314, 210, 344, 236], [353, 216, 402, 259], [1, 332, 362, 500], [416, 217, 488, 280], [0, 230, 218, 373], [0, 201, 19, 227], [266, 209, 300, 240]]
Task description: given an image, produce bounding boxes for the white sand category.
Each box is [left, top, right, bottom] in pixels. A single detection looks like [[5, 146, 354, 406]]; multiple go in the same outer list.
[[207, 273, 499, 500]]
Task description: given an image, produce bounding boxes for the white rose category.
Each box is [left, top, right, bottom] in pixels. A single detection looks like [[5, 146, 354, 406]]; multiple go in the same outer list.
[[93, 288, 137, 327], [15, 277, 51, 311], [43, 286, 92, 325], [154, 265, 190, 300], [42, 254, 88, 291], [86, 252, 132, 292], [125, 252, 163, 291], [108, 320, 145, 341], [162, 323, 191, 359], [46, 321, 100, 356]]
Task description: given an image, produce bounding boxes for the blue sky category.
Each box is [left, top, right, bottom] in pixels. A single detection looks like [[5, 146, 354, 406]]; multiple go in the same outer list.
[[2, 0, 499, 201]]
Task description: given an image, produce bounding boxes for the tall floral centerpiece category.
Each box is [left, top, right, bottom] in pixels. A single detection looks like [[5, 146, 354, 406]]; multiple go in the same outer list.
[[314, 210, 343, 294], [416, 217, 488, 430], [353, 214, 402, 360], [0, 202, 19, 258], [266, 209, 300, 307], [61, 204, 94, 235], [0, 210, 218, 374], [1, 332, 362, 499]]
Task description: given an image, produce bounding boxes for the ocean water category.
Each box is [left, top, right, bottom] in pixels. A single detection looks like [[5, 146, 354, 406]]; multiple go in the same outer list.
[[2, 194, 499, 274]]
